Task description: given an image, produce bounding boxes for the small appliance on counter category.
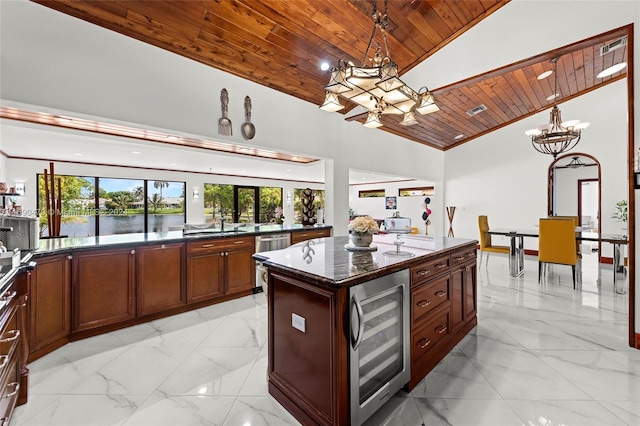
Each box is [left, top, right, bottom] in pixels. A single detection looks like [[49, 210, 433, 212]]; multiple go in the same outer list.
[[0, 216, 39, 251]]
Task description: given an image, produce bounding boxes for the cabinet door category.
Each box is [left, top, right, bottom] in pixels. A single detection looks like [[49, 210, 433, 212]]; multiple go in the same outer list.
[[449, 266, 465, 334], [226, 246, 255, 295], [29, 254, 71, 352], [187, 251, 224, 303], [137, 243, 185, 316], [72, 248, 135, 332], [464, 261, 477, 322]]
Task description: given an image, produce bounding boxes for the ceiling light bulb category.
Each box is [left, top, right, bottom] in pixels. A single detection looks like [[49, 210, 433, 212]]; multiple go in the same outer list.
[[399, 111, 418, 126], [319, 92, 345, 112], [363, 111, 383, 128], [537, 70, 553, 80]]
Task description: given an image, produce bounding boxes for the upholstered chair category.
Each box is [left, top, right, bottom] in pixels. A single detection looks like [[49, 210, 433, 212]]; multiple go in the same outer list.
[[538, 217, 579, 288], [478, 215, 509, 266]]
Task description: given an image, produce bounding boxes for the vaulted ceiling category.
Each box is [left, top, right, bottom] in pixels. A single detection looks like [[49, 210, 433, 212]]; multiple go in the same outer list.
[[31, 0, 629, 151]]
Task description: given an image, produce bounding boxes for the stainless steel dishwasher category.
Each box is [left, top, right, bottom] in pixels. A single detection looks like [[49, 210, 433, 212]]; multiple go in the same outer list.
[[254, 232, 291, 294]]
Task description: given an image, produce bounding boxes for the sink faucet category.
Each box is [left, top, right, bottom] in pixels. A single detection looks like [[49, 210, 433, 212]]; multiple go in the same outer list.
[[212, 193, 225, 231]]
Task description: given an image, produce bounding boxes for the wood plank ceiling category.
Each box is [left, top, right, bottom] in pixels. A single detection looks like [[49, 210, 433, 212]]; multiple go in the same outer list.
[[31, 0, 629, 151]]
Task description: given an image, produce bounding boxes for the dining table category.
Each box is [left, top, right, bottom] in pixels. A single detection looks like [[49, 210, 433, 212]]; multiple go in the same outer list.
[[487, 227, 628, 293]]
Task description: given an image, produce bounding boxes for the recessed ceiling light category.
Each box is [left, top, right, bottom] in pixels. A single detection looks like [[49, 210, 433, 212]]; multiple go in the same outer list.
[[131, 151, 141, 154], [320, 62, 330, 71], [537, 70, 553, 80], [546, 93, 559, 101], [74, 153, 83, 156], [166, 135, 180, 141], [454, 134, 464, 140], [596, 62, 627, 79], [170, 163, 177, 166]]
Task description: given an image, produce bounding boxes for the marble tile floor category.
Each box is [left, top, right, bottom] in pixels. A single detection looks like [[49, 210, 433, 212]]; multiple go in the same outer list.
[[12, 251, 638, 426]]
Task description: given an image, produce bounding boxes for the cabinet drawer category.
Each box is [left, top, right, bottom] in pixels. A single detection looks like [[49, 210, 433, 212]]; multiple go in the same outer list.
[[291, 229, 331, 244], [187, 236, 254, 253], [412, 276, 450, 323], [451, 247, 477, 267], [411, 255, 450, 286], [411, 306, 450, 364]]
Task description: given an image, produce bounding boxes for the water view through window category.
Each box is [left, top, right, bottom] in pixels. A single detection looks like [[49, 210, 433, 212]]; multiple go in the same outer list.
[[38, 175, 185, 237]]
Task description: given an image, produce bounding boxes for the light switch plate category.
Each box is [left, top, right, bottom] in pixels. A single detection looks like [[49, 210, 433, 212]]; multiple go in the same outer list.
[[292, 313, 306, 333]]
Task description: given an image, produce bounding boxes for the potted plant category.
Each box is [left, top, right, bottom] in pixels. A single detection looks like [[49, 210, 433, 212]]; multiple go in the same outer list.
[[612, 200, 628, 229], [348, 215, 380, 247]]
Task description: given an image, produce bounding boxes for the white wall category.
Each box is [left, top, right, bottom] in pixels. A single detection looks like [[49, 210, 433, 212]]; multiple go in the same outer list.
[[349, 181, 439, 235]]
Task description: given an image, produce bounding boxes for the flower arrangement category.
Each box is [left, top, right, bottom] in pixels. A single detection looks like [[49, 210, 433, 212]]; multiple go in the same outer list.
[[348, 215, 380, 235], [612, 200, 627, 223]]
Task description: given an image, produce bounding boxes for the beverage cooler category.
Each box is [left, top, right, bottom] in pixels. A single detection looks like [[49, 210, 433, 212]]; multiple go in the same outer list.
[[349, 268, 410, 425]]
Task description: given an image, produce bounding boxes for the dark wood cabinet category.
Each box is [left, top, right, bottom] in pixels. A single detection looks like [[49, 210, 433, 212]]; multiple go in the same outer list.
[[72, 248, 135, 332], [29, 254, 71, 354], [291, 228, 331, 245], [186, 236, 254, 301], [186, 240, 224, 303], [408, 244, 477, 390], [1, 265, 31, 421], [224, 237, 255, 295], [136, 243, 186, 316]]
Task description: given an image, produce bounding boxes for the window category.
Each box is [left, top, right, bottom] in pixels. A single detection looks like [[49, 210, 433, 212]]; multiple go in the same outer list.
[[399, 186, 434, 197], [37, 174, 185, 237], [358, 189, 385, 198], [204, 183, 284, 224]]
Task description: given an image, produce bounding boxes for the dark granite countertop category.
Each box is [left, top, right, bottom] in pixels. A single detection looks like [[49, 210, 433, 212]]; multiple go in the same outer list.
[[254, 233, 477, 288], [32, 224, 332, 256]]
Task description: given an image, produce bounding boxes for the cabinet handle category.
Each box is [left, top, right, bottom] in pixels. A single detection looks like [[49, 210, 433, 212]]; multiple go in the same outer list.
[[131, 250, 135, 255], [417, 269, 430, 276], [201, 244, 214, 248], [161, 244, 166, 249], [466, 252, 475, 258], [233, 241, 244, 244], [417, 338, 431, 349], [0, 291, 16, 304], [417, 299, 431, 308], [66, 255, 73, 260], [0, 329, 19, 344], [435, 325, 447, 334], [1, 417, 7, 426], [0, 355, 7, 370], [435, 263, 448, 269], [3, 382, 19, 398], [454, 256, 464, 261], [435, 290, 447, 298]]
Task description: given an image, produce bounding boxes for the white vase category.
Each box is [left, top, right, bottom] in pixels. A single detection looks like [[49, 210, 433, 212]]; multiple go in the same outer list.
[[352, 233, 373, 247]]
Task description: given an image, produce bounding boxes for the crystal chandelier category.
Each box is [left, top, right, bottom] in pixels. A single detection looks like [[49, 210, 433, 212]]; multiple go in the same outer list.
[[319, 0, 438, 128], [525, 56, 589, 158]]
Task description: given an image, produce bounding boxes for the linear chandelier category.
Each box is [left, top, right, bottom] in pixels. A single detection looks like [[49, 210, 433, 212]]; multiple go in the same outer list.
[[319, 0, 438, 128], [526, 56, 589, 158]]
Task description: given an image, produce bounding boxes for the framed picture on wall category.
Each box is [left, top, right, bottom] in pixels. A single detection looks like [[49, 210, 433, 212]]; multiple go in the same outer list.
[[385, 196, 397, 209]]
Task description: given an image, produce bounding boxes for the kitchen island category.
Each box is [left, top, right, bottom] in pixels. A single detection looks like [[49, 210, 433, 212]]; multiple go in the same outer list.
[[254, 233, 478, 426]]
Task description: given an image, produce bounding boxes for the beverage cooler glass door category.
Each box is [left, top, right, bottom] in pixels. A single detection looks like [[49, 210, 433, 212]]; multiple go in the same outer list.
[[349, 268, 410, 426]]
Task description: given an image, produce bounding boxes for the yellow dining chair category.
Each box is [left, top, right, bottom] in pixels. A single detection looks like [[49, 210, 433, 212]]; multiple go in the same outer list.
[[538, 217, 579, 288], [550, 215, 581, 256], [478, 215, 509, 266]]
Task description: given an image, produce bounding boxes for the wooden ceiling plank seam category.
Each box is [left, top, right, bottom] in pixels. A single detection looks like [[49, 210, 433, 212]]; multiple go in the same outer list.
[[121, 0, 205, 40], [572, 50, 587, 93], [199, 10, 329, 84], [382, 0, 432, 58], [562, 52, 579, 96], [474, 79, 515, 122], [429, 94, 485, 135], [457, 86, 500, 129], [583, 46, 596, 89], [495, 75, 530, 117], [502, 72, 538, 112], [521, 65, 551, 109], [451, 0, 479, 23], [427, 1, 466, 33], [511, 68, 544, 112]]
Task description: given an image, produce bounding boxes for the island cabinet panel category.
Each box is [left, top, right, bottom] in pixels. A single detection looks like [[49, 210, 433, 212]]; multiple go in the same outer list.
[[136, 243, 186, 316], [268, 272, 349, 426], [450, 250, 478, 334], [72, 248, 135, 332], [290, 228, 331, 245], [29, 254, 71, 353], [186, 241, 224, 303]]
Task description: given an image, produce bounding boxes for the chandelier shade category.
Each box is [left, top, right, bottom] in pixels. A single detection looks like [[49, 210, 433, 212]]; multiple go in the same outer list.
[[566, 156, 587, 168], [526, 56, 589, 158], [319, 0, 438, 128]]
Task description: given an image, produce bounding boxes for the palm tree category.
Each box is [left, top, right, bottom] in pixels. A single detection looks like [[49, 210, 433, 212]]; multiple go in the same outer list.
[[133, 186, 144, 201], [153, 181, 170, 200], [148, 193, 164, 213], [110, 192, 134, 210]]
